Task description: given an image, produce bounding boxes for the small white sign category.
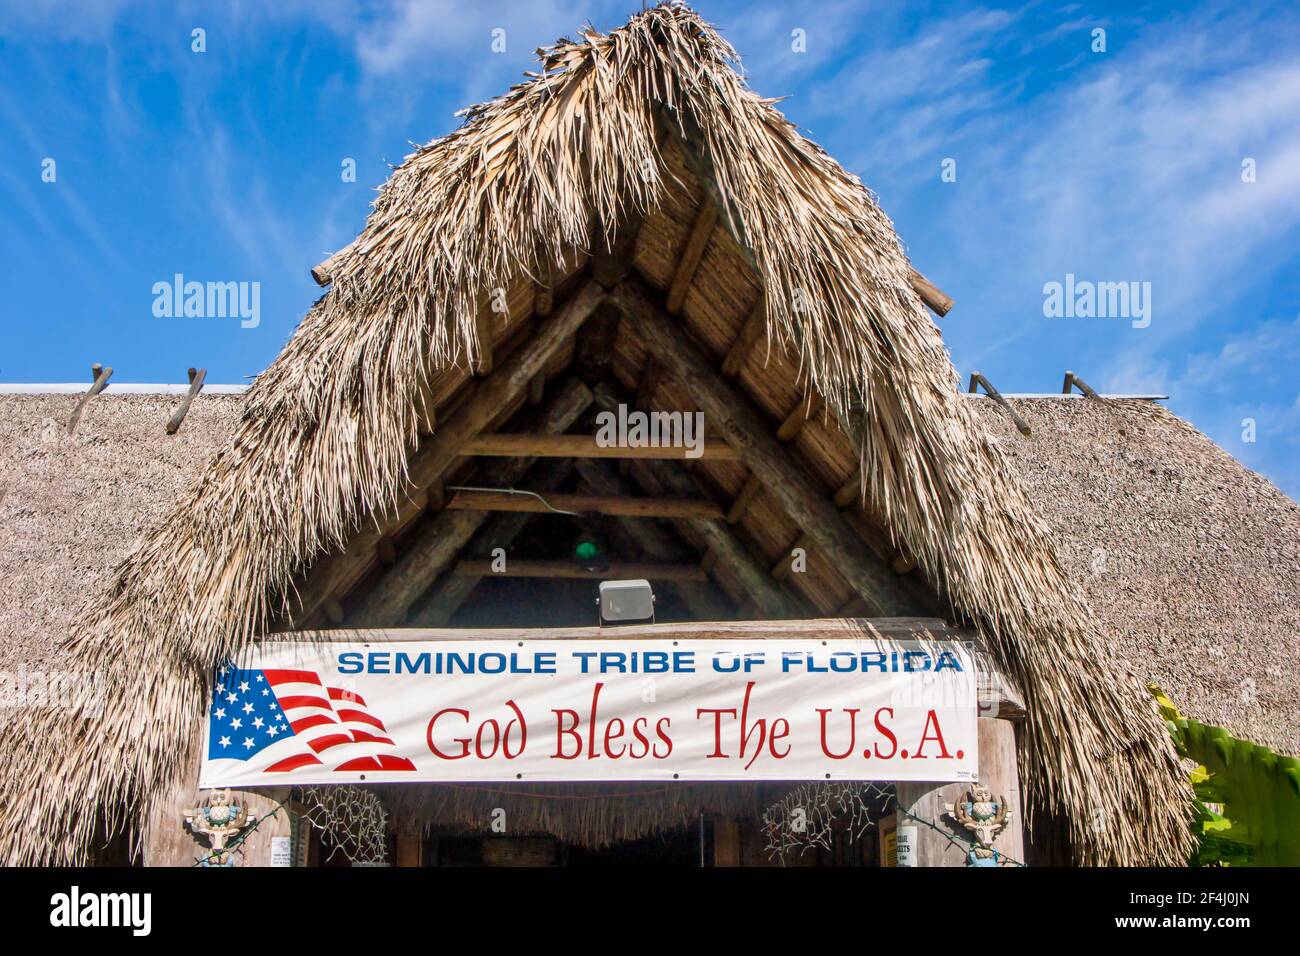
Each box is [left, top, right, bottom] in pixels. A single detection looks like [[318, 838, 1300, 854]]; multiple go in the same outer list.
[[270, 835, 292, 867], [896, 825, 918, 867]]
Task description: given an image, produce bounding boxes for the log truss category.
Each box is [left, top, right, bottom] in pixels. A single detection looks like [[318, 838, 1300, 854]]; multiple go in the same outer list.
[[283, 136, 951, 631]]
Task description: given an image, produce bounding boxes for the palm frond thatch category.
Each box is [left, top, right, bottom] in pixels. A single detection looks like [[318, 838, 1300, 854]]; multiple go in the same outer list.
[[0, 4, 1191, 866]]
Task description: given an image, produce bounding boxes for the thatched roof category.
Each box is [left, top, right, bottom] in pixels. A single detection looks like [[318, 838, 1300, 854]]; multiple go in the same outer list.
[[974, 396, 1300, 756], [0, 392, 244, 672], [0, 5, 1199, 865]]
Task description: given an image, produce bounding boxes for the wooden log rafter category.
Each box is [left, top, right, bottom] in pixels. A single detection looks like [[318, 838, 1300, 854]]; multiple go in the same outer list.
[[408, 457, 576, 627], [593, 383, 809, 620], [721, 295, 766, 378], [666, 201, 719, 314], [288, 280, 606, 626], [452, 559, 707, 582], [67, 363, 113, 435], [610, 277, 917, 617], [572, 457, 734, 622], [164, 367, 207, 435], [444, 489, 724, 520], [343, 377, 595, 626], [460, 433, 740, 460]]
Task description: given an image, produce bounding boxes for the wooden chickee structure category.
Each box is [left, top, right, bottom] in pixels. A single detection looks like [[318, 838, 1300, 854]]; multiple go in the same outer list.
[[4, 4, 1296, 868]]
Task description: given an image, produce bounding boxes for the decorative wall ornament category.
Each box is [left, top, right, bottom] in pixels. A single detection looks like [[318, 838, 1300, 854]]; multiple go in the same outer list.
[[761, 782, 895, 863], [299, 786, 389, 866], [182, 789, 251, 866], [945, 784, 1012, 866]]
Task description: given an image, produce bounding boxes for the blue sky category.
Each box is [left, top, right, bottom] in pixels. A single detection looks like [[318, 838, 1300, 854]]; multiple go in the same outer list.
[[1, 0, 1297, 497]]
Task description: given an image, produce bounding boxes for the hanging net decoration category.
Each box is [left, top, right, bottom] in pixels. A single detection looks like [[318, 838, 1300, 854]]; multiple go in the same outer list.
[[298, 786, 389, 865], [760, 782, 896, 863]]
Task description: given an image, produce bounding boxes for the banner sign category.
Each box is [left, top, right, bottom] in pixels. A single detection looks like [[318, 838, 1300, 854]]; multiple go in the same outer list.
[[199, 638, 978, 787]]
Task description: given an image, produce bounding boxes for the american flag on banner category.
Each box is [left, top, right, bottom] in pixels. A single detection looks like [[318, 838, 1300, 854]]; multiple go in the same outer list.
[[206, 664, 415, 774]]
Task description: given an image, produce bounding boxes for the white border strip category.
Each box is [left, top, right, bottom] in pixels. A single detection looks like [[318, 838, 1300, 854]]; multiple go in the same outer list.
[[962, 392, 1168, 401], [0, 385, 1167, 400], [0, 383, 249, 395]]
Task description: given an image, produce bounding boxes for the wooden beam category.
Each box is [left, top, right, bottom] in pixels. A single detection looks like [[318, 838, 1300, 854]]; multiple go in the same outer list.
[[666, 202, 719, 314], [611, 278, 917, 617], [776, 391, 823, 442], [344, 378, 594, 626], [528, 372, 547, 404], [833, 470, 861, 509], [721, 295, 766, 377], [474, 309, 495, 374], [574, 301, 622, 383], [533, 275, 553, 317], [573, 457, 734, 622], [451, 559, 707, 582], [408, 458, 576, 626], [590, 215, 643, 289], [164, 367, 207, 435], [311, 239, 355, 286], [772, 533, 812, 583], [664, 106, 955, 337], [67, 363, 113, 435], [360, 616, 972, 643], [290, 281, 605, 625], [460, 433, 740, 460], [907, 267, 954, 317], [726, 473, 763, 524], [444, 490, 725, 520], [593, 384, 809, 620]]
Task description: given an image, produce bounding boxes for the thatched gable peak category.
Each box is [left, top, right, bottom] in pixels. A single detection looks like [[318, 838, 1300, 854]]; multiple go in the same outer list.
[[0, 4, 1195, 866]]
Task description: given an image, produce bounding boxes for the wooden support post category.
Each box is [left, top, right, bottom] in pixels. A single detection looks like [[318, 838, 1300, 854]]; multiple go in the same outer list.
[[143, 717, 292, 866], [612, 279, 916, 617], [1062, 369, 1100, 399], [713, 819, 742, 867], [893, 716, 1024, 866], [969, 371, 1031, 436], [290, 281, 604, 625], [165, 367, 207, 434], [346, 378, 594, 626], [666, 202, 719, 314], [394, 830, 423, 868]]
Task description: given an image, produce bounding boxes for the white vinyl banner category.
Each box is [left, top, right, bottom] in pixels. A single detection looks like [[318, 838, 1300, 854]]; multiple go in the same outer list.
[[198, 638, 978, 787]]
